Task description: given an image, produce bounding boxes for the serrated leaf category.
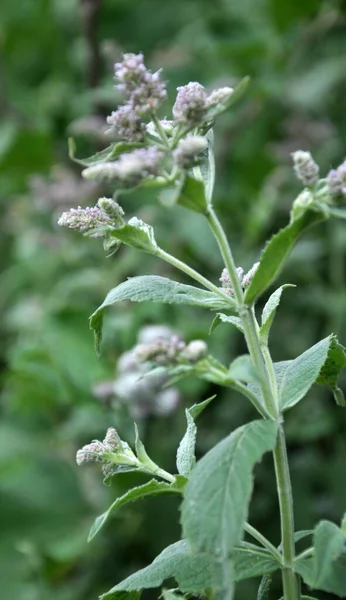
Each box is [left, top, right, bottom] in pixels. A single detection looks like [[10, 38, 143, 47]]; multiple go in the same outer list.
[[176, 176, 208, 214], [176, 396, 216, 477], [100, 540, 212, 599], [279, 335, 346, 411], [294, 520, 346, 597], [90, 276, 235, 354], [181, 420, 278, 598], [107, 217, 158, 253], [228, 355, 259, 383], [260, 285, 295, 344], [244, 210, 324, 305], [210, 313, 244, 335], [68, 137, 142, 167], [88, 478, 183, 542]]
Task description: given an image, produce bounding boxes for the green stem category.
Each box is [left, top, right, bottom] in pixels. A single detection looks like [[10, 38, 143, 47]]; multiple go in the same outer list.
[[244, 523, 282, 563], [156, 247, 235, 306], [204, 206, 299, 600]]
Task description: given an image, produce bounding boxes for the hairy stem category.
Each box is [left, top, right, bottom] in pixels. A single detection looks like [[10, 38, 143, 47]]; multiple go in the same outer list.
[[244, 523, 282, 563], [204, 206, 299, 600]]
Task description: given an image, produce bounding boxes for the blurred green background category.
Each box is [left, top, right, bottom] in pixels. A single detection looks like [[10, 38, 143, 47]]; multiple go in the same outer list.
[[1, 1, 346, 599]]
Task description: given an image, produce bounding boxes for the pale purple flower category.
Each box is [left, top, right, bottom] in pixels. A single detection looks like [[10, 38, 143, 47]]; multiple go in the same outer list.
[[242, 262, 260, 288], [173, 82, 207, 127], [97, 197, 125, 224], [173, 135, 207, 168], [82, 147, 163, 185], [292, 150, 319, 186], [206, 86, 234, 107], [326, 160, 346, 197], [106, 104, 145, 141], [57, 206, 111, 234]]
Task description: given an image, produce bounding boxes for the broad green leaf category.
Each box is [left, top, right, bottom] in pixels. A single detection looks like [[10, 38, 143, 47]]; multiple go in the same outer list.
[[90, 276, 235, 353], [100, 540, 212, 599], [181, 420, 278, 598], [176, 396, 216, 477], [88, 478, 183, 542], [177, 176, 208, 214], [68, 137, 142, 167], [107, 218, 158, 253], [279, 335, 346, 410], [259, 285, 295, 344], [294, 520, 346, 597], [227, 355, 259, 384], [210, 313, 244, 335], [244, 210, 324, 305]]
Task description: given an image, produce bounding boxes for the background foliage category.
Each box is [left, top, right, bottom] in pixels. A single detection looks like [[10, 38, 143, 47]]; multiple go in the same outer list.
[[1, 1, 346, 599]]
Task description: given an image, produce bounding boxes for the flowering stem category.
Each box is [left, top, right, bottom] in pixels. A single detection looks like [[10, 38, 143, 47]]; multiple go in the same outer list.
[[204, 206, 300, 600], [156, 247, 235, 306], [151, 113, 170, 149]]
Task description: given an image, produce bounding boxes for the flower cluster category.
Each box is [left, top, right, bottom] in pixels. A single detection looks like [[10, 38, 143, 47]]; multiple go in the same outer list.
[[292, 150, 319, 187], [326, 160, 346, 198], [134, 327, 208, 366], [76, 427, 121, 466], [173, 135, 207, 168], [220, 263, 260, 296], [106, 53, 167, 140], [172, 82, 234, 129], [57, 205, 112, 234], [82, 147, 163, 186]]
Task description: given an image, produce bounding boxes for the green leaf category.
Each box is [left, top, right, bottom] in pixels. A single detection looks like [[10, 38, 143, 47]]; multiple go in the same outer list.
[[259, 285, 295, 344], [210, 313, 244, 335], [317, 336, 346, 406], [100, 540, 212, 599], [279, 335, 346, 411], [176, 176, 208, 214], [181, 420, 278, 597], [176, 396, 216, 477], [233, 545, 279, 581], [68, 137, 142, 167], [294, 520, 346, 597], [257, 574, 272, 600], [108, 218, 158, 253], [90, 276, 235, 354], [227, 355, 259, 384], [244, 210, 324, 305], [88, 479, 183, 542]]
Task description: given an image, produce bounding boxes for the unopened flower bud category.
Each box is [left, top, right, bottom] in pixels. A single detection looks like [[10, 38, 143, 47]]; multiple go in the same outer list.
[[57, 206, 111, 234], [292, 150, 319, 187], [184, 340, 208, 362], [219, 267, 244, 296], [103, 427, 121, 451], [76, 440, 105, 465], [173, 135, 207, 169], [173, 82, 207, 127], [97, 197, 125, 224], [242, 262, 260, 288], [206, 87, 234, 107]]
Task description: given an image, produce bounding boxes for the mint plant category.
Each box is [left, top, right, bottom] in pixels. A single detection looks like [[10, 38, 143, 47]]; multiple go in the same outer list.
[[59, 53, 346, 600]]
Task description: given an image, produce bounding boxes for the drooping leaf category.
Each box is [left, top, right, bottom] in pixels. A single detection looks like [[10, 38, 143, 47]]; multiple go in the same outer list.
[[90, 276, 235, 353], [181, 420, 278, 598], [279, 335, 346, 411], [259, 285, 295, 344], [294, 520, 346, 597], [244, 210, 324, 305], [107, 218, 158, 253], [227, 355, 259, 384], [100, 540, 212, 599], [176, 396, 216, 477], [210, 313, 244, 335], [176, 175, 208, 214], [68, 137, 142, 167], [88, 478, 183, 542]]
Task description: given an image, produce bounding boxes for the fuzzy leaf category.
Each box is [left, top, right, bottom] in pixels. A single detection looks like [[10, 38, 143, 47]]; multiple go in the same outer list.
[[244, 210, 324, 305], [227, 355, 259, 384], [107, 218, 158, 253], [260, 285, 295, 344], [210, 313, 244, 335], [68, 137, 142, 167], [294, 521, 346, 597], [233, 545, 279, 581], [90, 276, 234, 353], [88, 478, 183, 542], [181, 420, 278, 598], [100, 540, 212, 599], [176, 396, 216, 477], [279, 335, 346, 411]]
